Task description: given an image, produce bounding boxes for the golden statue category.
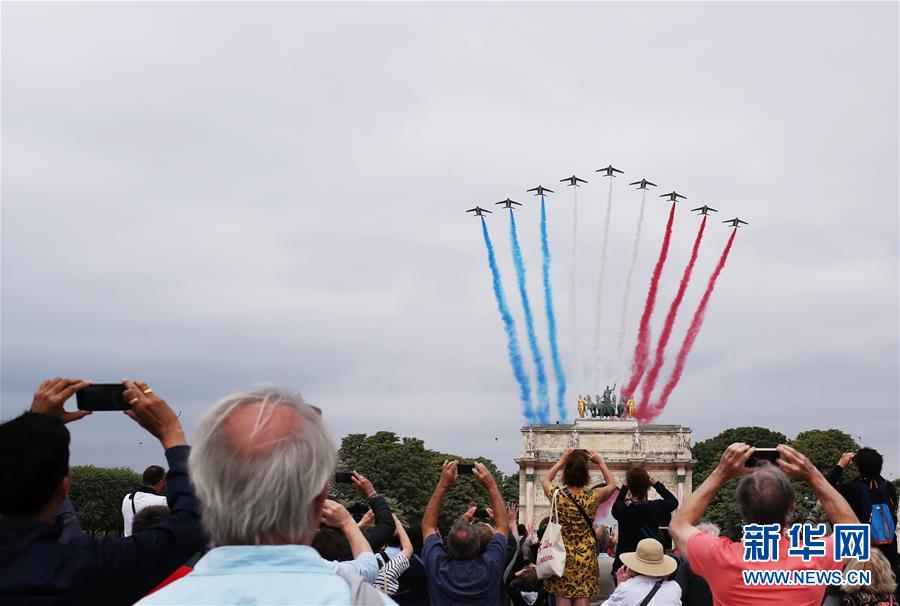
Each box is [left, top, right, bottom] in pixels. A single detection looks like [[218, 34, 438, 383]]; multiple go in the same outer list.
[[626, 396, 636, 418], [577, 395, 586, 418]]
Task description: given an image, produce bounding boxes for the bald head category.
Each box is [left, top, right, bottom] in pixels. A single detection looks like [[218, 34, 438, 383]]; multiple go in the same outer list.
[[221, 402, 304, 458], [189, 385, 337, 546]]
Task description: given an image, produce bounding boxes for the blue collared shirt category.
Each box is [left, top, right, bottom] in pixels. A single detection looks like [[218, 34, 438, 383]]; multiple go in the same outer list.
[[137, 545, 397, 605]]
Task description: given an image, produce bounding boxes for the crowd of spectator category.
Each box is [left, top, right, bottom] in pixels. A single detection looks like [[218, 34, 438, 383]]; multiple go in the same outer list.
[[0, 377, 897, 605]]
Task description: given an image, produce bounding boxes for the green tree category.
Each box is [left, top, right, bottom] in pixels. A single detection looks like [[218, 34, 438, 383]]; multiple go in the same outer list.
[[500, 472, 520, 505], [692, 427, 788, 539], [791, 429, 859, 478], [69, 465, 141, 536], [333, 432, 513, 531]]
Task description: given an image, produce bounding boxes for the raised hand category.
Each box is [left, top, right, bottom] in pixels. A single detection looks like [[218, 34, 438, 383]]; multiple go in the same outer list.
[[357, 508, 375, 530], [837, 452, 855, 469], [472, 462, 498, 490], [439, 460, 458, 488], [714, 442, 755, 480], [31, 377, 92, 423], [321, 499, 354, 528], [352, 471, 377, 498], [122, 379, 186, 449], [776, 444, 819, 482]]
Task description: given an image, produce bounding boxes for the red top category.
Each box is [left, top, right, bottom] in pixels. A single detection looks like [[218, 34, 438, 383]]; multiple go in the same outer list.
[[688, 533, 843, 606]]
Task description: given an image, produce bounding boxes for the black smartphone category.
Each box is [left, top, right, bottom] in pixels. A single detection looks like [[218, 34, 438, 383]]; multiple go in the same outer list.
[[746, 448, 780, 467], [76, 384, 128, 411], [334, 472, 354, 483], [457, 463, 475, 475], [474, 508, 489, 520]]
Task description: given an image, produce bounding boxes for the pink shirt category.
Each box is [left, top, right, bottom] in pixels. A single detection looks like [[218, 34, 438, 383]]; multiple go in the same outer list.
[[687, 533, 844, 606]]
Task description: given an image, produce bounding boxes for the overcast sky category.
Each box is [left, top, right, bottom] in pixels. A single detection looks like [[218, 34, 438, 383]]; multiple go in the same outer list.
[[2, 2, 898, 478]]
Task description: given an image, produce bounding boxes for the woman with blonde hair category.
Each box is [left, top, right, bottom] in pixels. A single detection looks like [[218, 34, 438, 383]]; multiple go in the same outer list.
[[541, 448, 617, 606], [839, 549, 897, 606]]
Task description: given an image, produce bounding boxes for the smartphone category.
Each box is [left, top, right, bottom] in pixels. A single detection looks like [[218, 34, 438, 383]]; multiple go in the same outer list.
[[746, 448, 780, 468], [334, 472, 354, 483], [76, 384, 129, 411], [474, 508, 489, 520], [457, 463, 475, 475]]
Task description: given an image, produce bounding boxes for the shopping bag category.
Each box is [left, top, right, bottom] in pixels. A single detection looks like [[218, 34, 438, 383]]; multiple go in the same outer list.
[[536, 489, 566, 579]]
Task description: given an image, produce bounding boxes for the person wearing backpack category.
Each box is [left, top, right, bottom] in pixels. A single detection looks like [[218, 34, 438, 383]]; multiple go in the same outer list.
[[827, 448, 898, 570]]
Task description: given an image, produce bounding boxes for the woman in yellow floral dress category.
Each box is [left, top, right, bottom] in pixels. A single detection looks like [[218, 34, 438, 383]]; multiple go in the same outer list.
[[541, 448, 617, 606]]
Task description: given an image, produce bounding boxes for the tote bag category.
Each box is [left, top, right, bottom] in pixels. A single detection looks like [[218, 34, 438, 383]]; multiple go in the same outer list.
[[536, 489, 567, 579]]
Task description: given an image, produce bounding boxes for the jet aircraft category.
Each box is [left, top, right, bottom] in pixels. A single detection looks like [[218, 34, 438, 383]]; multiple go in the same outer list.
[[495, 198, 522, 209], [466, 207, 492, 217], [560, 175, 588, 187], [629, 179, 657, 190], [596, 165, 624, 177], [723, 218, 749, 228], [527, 185, 555, 196], [691, 205, 718, 216], [660, 191, 687, 202]]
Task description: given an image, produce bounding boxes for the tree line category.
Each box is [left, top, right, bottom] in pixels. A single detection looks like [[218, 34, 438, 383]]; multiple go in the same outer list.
[[69, 427, 898, 537]]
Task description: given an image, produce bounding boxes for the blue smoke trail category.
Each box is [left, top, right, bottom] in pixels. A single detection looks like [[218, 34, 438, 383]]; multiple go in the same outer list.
[[540, 197, 568, 423], [509, 210, 549, 424], [481, 217, 534, 422]]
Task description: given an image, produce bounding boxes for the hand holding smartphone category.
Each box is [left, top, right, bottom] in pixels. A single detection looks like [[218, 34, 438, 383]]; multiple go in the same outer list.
[[76, 384, 129, 411], [745, 448, 780, 467], [457, 463, 475, 475]]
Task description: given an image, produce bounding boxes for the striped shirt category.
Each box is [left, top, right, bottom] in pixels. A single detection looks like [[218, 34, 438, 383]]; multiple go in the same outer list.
[[374, 553, 411, 595]]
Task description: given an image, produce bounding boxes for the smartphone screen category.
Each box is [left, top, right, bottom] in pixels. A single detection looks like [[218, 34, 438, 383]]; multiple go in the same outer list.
[[76, 384, 128, 411], [746, 448, 780, 467], [474, 508, 489, 520], [334, 472, 354, 483], [457, 464, 475, 475]]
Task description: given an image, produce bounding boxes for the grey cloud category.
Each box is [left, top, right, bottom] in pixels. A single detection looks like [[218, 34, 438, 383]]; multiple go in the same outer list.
[[2, 2, 897, 476]]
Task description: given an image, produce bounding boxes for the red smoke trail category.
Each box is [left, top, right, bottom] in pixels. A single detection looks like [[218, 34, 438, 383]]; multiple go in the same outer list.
[[641, 228, 737, 423], [621, 202, 676, 401], [638, 216, 707, 414]]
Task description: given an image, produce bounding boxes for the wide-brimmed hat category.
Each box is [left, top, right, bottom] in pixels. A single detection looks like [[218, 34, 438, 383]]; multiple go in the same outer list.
[[619, 538, 677, 577]]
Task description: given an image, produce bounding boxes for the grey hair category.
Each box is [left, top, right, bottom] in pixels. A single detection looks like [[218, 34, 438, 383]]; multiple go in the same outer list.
[[735, 463, 795, 527], [189, 384, 337, 546], [595, 524, 611, 552], [696, 522, 721, 537], [447, 519, 481, 560]]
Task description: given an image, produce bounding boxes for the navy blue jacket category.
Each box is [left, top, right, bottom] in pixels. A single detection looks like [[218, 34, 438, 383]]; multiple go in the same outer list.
[[0, 445, 205, 605]]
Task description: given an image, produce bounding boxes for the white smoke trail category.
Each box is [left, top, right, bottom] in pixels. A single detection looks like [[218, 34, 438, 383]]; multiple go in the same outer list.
[[614, 188, 647, 386], [569, 185, 580, 392], [590, 177, 614, 392]]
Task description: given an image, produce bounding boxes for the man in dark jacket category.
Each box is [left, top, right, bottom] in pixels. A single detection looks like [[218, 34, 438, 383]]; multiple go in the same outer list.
[[0, 377, 206, 606], [826, 448, 898, 569]]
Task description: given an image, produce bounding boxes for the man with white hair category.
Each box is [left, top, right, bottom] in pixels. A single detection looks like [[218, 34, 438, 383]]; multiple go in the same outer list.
[[138, 385, 396, 605]]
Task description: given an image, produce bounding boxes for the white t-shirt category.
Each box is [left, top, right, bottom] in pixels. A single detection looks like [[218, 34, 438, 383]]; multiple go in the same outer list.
[[601, 575, 682, 606], [121, 490, 168, 536]]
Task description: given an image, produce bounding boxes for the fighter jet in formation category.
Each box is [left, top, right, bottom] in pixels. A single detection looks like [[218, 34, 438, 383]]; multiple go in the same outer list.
[[629, 179, 657, 190], [596, 165, 624, 177], [466, 207, 492, 217], [692, 205, 718, 216], [660, 191, 687, 202], [723, 217, 749, 228], [560, 175, 588, 187], [495, 198, 522, 209], [527, 185, 555, 196]]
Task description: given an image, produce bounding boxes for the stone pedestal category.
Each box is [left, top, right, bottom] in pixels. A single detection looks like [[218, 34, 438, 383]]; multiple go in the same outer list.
[[516, 420, 695, 526]]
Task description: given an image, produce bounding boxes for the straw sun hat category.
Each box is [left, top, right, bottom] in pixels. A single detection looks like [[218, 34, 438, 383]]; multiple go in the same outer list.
[[620, 538, 678, 577]]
